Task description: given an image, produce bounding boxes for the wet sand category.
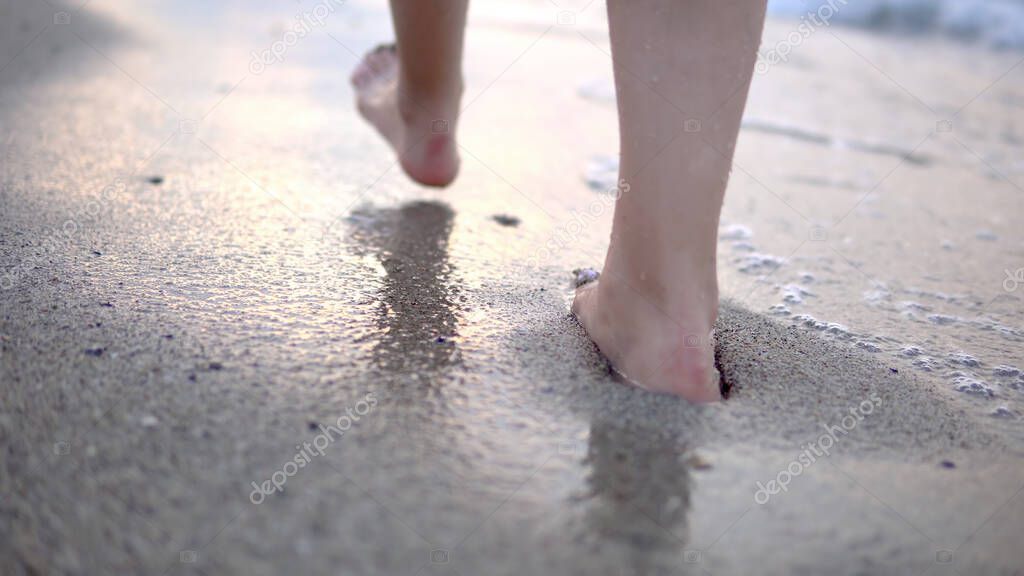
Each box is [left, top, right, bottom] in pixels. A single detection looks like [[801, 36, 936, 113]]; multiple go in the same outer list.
[[2, 1, 1023, 575]]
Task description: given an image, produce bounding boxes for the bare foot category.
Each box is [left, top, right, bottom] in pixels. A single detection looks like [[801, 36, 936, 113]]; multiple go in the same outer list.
[[572, 267, 722, 402], [350, 44, 461, 188]]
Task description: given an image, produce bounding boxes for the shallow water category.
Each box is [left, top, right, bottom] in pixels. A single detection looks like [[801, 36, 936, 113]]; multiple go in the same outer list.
[[768, 0, 1024, 50]]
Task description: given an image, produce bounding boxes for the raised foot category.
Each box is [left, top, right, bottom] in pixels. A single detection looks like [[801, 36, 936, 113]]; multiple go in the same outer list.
[[350, 44, 461, 188], [572, 277, 722, 402]]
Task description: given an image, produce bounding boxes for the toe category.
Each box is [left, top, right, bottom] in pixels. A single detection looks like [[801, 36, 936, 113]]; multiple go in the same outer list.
[[352, 57, 381, 85], [366, 53, 383, 71], [367, 49, 396, 73], [352, 44, 398, 88], [351, 66, 369, 87]]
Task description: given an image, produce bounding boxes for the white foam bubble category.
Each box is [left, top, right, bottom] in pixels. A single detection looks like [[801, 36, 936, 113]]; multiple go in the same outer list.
[[781, 284, 814, 304], [912, 356, 940, 371], [582, 155, 619, 193], [903, 288, 966, 303], [577, 79, 616, 104], [993, 365, 1022, 378], [863, 286, 892, 304], [948, 351, 981, 367], [719, 224, 753, 241], [951, 374, 996, 398], [791, 313, 828, 330], [899, 345, 924, 357], [990, 406, 1016, 419], [736, 253, 784, 274], [855, 340, 883, 353], [928, 314, 959, 326], [991, 324, 1022, 339], [824, 323, 850, 336], [900, 301, 932, 312]]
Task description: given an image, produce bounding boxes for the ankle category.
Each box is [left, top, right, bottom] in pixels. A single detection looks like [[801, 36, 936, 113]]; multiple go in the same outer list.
[[397, 81, 463, 129], [596, 274, 717, 342], [600, 259, 718, 324]]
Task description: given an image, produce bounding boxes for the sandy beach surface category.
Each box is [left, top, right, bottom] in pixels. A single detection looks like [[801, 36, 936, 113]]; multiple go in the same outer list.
[[2, 1, 1023, 574]]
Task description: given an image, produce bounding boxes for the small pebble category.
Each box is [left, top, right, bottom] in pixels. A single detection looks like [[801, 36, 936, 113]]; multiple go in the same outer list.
[[492, 214, 520, 227], [572, 267, 600, 288], [686, 453, 713, 471], [140, 415, 159, 427]]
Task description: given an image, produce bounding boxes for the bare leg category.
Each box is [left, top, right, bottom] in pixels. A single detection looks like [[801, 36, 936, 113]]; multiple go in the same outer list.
[[572, 0, 767, 401], [351, 0, 468, 187]]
